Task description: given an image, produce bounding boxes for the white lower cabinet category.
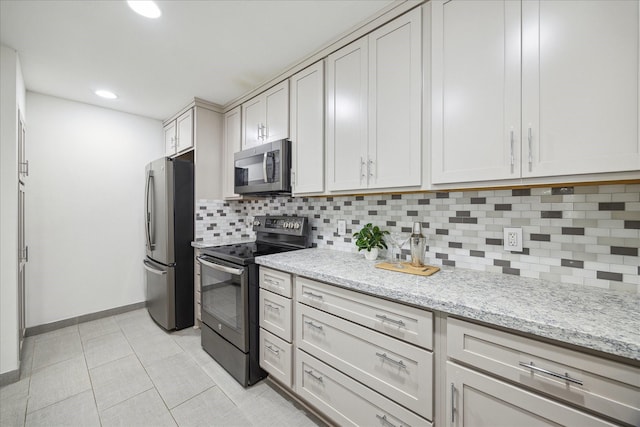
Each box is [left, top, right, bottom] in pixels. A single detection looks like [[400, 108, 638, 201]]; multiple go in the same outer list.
[[297, 303, 433, 419], [260, 329, 293, 387], [447, 362, 618, 427], [297, 349, 431, 427]]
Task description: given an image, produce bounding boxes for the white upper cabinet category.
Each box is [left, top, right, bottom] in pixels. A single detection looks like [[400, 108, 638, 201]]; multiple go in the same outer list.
[[327, 8, 422, 192], [522, 0, 640, 178], [432, 0, 640, 185], [242, 80, 289, 149], [290, 61, 325, 195], [223, 106, 242, 199], [164, 108, 194, 157]]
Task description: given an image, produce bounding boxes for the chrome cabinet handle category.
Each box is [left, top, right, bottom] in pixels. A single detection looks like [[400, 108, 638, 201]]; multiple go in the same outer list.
[[509, 129, 515, 171], [375, 314, 405, 327], [360, 157, 366, 181], [527, 126, 533, 171], [196, 257, 244, 275], [265, 344, 280, 355], [368, 158, 374, 178], [20, 160, 29, 177], [264, 277, 282, 287], [375, 352, 406, 369], [451, 383, 456, 423], [302, 291, 324, 300], [264, 303, 280, 311], [304, 320, 323, 331], [376, 414, 401, 427], [519, 361, 583, 385], [304, 369, 324, 383]]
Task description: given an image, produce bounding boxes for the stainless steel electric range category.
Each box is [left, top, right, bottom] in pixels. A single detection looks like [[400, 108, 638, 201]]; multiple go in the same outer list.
[[196, 215, 310, 386]]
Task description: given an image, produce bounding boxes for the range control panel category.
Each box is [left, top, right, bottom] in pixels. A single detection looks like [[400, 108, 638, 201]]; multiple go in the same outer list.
[[253, 215, 308, 236]]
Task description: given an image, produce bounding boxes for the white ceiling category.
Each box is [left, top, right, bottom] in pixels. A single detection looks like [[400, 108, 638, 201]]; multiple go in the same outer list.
[[0, 0, 395, 120]]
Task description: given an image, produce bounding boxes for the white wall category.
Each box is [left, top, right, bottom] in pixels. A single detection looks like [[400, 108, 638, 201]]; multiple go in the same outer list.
[[0, 45, 25, 376], [26, 92, 163, 327]]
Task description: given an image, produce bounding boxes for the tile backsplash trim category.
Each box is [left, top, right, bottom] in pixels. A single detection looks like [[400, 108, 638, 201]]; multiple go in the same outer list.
[[196, 183, 640, 293]]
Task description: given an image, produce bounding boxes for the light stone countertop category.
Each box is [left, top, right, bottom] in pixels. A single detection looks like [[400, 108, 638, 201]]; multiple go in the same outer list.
[[192, 237, 255, 249], [255, 248, 640, 361]]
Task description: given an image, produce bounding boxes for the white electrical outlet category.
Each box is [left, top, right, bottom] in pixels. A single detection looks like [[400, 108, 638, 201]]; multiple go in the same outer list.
[[503, 227, 523, 252], [337, 219, 347, 236]]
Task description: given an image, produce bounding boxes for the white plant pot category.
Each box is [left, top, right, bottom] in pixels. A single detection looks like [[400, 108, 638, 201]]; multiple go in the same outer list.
[[363, 248, 379, 261]]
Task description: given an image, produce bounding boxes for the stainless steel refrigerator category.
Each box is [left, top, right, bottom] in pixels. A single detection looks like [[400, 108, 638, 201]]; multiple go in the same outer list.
[[143, 157, 194, 330]]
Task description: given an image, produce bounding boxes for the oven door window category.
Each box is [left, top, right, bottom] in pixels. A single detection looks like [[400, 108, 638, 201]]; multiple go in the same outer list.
[[199, 257, 248, 351]]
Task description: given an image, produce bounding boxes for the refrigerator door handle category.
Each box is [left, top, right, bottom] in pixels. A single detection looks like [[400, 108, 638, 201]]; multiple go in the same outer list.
[[196, 256, 244, 275], [143, 260, 167, 275], [146, 170, 156, 250]]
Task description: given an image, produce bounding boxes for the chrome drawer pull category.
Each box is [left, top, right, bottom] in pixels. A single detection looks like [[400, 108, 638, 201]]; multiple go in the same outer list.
[[264, 303, 280, 311], [376, 414, 402, 427], [304, 320, 323, 331], [304, 369, 324, 383], [519, 361, 583, 386], [302, 291, 324, 300], [451, 383, 456, 422], [375, 314, 405, 327], [264, 277, 281, 287], [376, 352, 406, 369], [265, 344, 280, 355]]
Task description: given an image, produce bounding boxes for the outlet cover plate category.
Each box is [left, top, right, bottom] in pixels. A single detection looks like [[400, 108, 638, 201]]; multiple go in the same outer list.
[[503, 227, 523, 252], [337, 220, 347, 236]]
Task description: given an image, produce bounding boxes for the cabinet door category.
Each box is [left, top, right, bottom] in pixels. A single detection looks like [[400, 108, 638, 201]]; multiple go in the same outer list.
[[164, 120, 176, 156], [242, 96, 264, 149], [290, 61, 325, 195], [522, 0, 640, 177], [447, 362, 617, 427], [223, 106, 242, 199], [264, 80, 289, 143], [175, 108, 194, 154], [368, 8, 422, 189], [431, 0, 521, 184], [326, 37, 369, 191]]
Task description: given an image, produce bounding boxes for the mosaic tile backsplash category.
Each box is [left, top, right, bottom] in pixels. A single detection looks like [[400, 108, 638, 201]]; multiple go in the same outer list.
[[196, 183, 640, 293]]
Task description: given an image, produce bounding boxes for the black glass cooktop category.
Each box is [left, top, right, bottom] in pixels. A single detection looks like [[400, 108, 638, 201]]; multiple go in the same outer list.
[[201, 242, 297, 266]]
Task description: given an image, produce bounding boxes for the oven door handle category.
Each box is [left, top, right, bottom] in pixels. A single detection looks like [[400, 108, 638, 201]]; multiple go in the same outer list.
[[196, 256, 244, 275]]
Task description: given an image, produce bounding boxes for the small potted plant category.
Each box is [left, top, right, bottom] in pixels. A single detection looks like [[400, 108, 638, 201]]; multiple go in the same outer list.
[[353, 223, 389, 260]]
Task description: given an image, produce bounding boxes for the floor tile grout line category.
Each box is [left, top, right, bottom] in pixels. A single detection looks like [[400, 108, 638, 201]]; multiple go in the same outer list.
[[80, 329, 104, 427]]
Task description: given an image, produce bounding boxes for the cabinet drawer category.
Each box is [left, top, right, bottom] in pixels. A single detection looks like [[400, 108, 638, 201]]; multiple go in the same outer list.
[[297, 303, 433, 419], [259, 289, 292, 342], [447, 362, 617, 427], [260, 329, 292, 388], [297, 277, 432, 349], [259, 267, 292, 298], [297, 349, 431, 427], [448, 317, 640, 426]]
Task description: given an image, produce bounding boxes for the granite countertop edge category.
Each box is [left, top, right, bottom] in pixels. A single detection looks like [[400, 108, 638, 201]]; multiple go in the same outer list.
[[255, 248, 640, 362]]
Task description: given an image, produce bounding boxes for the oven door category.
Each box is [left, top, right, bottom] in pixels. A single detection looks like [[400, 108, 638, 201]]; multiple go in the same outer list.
[[197, 255, 249, 352]]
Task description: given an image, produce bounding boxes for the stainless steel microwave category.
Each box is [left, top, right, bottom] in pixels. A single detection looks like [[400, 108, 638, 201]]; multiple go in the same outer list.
[[234, 139, 291, 195]]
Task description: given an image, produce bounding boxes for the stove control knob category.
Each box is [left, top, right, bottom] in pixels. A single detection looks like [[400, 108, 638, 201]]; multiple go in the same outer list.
[[254, 220, 261, 226], [286, 222, 292, 229], [293, 222, 300, 229]]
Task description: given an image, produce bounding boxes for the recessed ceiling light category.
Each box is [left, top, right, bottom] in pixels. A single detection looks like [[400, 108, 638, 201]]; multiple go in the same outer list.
[[127, 1, 162, 19], [95, 89, 118, 99]]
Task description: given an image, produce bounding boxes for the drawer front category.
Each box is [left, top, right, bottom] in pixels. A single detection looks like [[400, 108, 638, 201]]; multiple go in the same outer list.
[[259, 267, 292, 298], [448, 317, 640, 426], [259, 289, 292, 342], [447, 362, 618, 427], [260, 329, 293, 388], [297, 350, 431, 427], [297, 303, 433, 419], [297, 277, 432, 349]]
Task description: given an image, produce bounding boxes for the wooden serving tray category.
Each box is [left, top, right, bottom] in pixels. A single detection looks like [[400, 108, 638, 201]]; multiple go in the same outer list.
[[375, 262, 440, 277]]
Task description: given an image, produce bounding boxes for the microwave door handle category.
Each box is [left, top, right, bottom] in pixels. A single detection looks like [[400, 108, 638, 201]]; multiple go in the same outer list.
[[196, 256, 244, 275], [262, 152, 268, 183]]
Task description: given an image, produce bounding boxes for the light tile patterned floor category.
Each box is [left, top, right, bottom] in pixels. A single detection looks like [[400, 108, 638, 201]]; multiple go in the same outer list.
[[0, 309, 324, 427]]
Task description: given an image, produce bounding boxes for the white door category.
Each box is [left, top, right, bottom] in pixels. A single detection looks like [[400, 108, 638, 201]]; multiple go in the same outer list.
[[327, 37, 369, 191], [447, 362, 617, 427], [264, 80, 289, 143], [242, 96, 264, 149], [164, 120, 176, 156], [522, 0, 640, 177], [290, 61, 325, 195], [368, 8, 422, 189], [18, 182, 26, 351], [175, 108, 193, 154], [223, 106, 242, 199], [431, 0, 521, 184]]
